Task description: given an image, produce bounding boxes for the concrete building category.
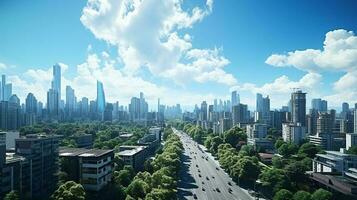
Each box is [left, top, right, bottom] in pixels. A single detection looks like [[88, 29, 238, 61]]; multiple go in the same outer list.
[[313, 149, 357, 174], [59, 147, 114, 191], [15, 134, 61, 199], [246, 123, 273, 151], [346, 133, 357, 150], [291, 90, 306, 127], [70, 133, 93, 149], [0, 131, 19, 150], [282, 123, 306, 144], [118, 145, 149, 171]]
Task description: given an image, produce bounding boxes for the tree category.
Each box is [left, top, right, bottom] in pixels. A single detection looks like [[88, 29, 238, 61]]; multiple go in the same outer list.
[[293, 191, 312, 200], [298, 143, 321, 158], [145, 188, 176, 200], [239, 145, 257, 157], [4, 191, 19, 200], [52, 181, 86, 200], [231, 156, 260, 183], [311, 189, 332, 200], [275, 138, 285, 149], [114, 155, 125, 171], [278, 143, 298, 158], [347, 146, 357, 155], [204, 136, 212, 150], [259, 168, 291, 194], [209, 136, 224, 155], [126, 179, 150, 199], [272, 156, 285, 169], [223, 126, 246, 148], [273, 189, 293, 200], [114, 169, 132, 187], [285, 161, 308, 186]]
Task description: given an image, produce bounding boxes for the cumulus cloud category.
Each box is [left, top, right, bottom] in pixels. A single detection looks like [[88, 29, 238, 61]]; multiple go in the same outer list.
[[265, 29, 357, 105], [80, 0, 236, 85], [231, 73, 322, 108], [265, 29, 357, 72], [0, 63, 6, 70]]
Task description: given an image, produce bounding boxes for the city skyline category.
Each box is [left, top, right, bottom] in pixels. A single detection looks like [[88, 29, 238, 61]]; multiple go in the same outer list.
[[1, 0, 357, 110]]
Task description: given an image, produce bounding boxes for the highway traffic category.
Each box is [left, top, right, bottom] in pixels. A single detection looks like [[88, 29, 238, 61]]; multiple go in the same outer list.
[[175, 128, 254, 200]]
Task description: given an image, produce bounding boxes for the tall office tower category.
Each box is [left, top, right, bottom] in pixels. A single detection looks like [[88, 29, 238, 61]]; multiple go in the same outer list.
[[232, 103, 248, 126], [89, 100, 97, 119], [208, 105, 214, 122], [256, 93, 270, 124], [129, 97, 140, 121], [317, 112, 333, 134], [51, 64, 61, 102], [231, 91, 240, 107], [311, 98, 328, 112], [0, 75, 12, 101], [342, 102, 349, 113], [291, 90, 306, 126], [213, 99, 218, 111], [37, 101, 43, 116], [47, 89, 59, 117], [8, 95, 21, 130], [15, 134, 61, 199], [25, 93, 37, 114], [81, 97, 89, 116], [355, 109, 357, 133], [103, 103, 113, 121], [200, 101, 208, 121], [139, 92, 148, 119], [307, 109, 318, 135], [96, 80, 106, 113], [65, 86, 76, 117]]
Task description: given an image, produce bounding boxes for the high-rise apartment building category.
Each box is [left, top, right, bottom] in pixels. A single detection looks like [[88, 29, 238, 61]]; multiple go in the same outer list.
[[51, 64, 61, 102], [291, 90, 306, 127], [200, 101, 208, 121], [47, 88, 59, 117], [232, 103, 248, 125], [15, 134, 61, 199], [0, 75, 12, 101], [25, 93, 37, 114]]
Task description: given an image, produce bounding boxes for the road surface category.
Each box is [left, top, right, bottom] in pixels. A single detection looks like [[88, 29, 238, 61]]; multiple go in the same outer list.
[[175, 128, 255, 200]]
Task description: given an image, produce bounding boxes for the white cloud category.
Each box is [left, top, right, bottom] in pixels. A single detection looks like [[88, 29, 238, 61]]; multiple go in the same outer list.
[[231, 73, 322, 109], [265, 29, 357, 72], [0, 63, 6, 70], [265, 29, 357, 106], [80, 0, 236, 86]]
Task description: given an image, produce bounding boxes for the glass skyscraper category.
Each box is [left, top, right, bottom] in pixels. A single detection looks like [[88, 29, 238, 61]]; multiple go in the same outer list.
[[96, 80, 106, 113]]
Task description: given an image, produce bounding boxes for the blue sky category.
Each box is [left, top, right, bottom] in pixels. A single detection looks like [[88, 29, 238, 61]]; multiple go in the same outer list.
[[0, 0, 357, 111]]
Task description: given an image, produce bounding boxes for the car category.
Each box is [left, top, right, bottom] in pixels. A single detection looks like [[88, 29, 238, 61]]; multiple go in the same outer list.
[[228, 182, 232, 186], [202, 181, 205, 184], [228, 188, 232, 193], [198, 169, 201, 173], [193, 194, 197, 199], [206, 176, 209, 180], [198, 174, 202, 177], [216, 167, 219, 170], [202, 187, 205, 191], [216, 188, 220, 193], [196, 164, 198, 167], [212, 176, 215, 179]]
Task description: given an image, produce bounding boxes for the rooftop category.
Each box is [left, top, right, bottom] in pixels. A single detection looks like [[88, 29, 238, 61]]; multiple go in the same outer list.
[[118, 146, 146, 156], [59, 147, 113, 157]]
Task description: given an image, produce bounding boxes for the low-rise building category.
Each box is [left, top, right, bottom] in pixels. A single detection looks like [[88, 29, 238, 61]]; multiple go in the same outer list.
[[312, 149, 357, 174], [70, 133, 93, 148], [117, 145, 148, 171], [59, 147, 114, 191]]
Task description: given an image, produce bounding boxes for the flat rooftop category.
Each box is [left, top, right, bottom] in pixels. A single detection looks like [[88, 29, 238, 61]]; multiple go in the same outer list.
[[118, 146, 146, 156], [59, 147, 113, 157]]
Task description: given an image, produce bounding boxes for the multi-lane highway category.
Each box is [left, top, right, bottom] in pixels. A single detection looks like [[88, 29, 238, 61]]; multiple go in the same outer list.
[[175, 128, 254, 200]]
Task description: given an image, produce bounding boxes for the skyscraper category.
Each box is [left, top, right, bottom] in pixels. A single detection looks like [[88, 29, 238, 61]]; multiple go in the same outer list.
[[47, 89, 59, 117], [311, 98, 328, 112], [25, 93, 37, 114], [65, 86, 75, 117], [291, 90, 306, 127], [342, 102, 349, 113], [96, 80, 106, 113], [231, 91, 240, 107], [51, 64, 61, 102], [0, 75, 12, 101], [200, 101, 208, 121]]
